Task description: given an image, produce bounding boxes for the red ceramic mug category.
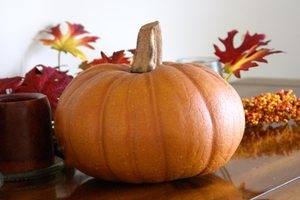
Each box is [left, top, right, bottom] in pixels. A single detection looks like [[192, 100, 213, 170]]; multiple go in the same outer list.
[[0, 93, 54, 174]]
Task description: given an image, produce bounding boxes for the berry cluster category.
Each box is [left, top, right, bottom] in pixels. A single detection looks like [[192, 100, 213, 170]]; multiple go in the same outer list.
[[243, 90, 300, 127]]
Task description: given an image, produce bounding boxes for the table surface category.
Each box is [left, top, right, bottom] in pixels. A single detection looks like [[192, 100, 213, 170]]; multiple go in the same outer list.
[[1, 78, 300, 200]]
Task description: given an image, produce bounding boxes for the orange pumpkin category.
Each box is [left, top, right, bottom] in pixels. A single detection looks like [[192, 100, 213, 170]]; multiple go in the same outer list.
[[55, 21, 245, 183]]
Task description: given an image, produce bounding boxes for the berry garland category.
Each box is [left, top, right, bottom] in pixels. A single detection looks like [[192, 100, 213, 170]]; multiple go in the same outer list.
[[243, 90, 300, 127]]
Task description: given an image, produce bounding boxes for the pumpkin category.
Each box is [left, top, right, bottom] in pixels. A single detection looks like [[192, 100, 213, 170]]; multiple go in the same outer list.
[[55, 21, 245, 183]]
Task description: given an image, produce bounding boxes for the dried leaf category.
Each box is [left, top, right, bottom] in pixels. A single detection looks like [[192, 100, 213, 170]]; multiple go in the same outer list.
[[80, 50, 131, 70], [0, 77, 23, 94], [214, 30, 282, 78], [40, 22, 99, 60], [16, 65, 73, 111]]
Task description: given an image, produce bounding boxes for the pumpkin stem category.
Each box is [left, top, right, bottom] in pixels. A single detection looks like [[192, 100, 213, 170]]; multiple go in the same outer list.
[[131, 21, 162, 73]]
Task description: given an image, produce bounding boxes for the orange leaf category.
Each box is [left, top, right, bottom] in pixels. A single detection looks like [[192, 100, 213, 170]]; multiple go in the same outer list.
[[80, 50, 131, 70], [40, 22, 99, 60], [214, 30, 282, 78]]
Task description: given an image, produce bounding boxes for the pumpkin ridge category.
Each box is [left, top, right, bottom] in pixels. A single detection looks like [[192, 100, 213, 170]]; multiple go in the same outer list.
[[157, 65, 194, 179], [195, 65, 244, 163], [221, 97, 244, 163], [224, 95, 244, 162], [59, 69, 125, 109], [99, 73, 133, 181], [91, 63, 130, 71], [186, 63, 229, 87], [147, 73, 169, 181], [166, 64, 217, 173], [82, 71, 129, 178], [126, 74, 143, 182], [63, 71, 124, 175], [63, 71, 116, 170], [198, 67, 223, 80], [185, 63, 237, 165], [58, 70, 100, 108], [165, 61, 227, 88]]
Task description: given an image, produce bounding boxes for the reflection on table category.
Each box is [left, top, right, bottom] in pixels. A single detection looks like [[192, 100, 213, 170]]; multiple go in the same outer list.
[[1, 124, 300, 200]]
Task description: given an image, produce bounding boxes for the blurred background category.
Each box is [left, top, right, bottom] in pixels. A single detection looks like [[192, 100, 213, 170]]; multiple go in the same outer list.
[[0, 0, 299, 78]]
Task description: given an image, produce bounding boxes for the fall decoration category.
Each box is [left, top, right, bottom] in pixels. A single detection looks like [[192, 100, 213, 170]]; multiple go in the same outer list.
[[79, 50, 131, 70], [234, 124, 300, 158], [243, 90, 300, 127], [55, 21, 245, 183], [40, 22, 98, 66], [214, 30, 282, 80], [0, 77, 23, 94], [0, 65, 73, 112]]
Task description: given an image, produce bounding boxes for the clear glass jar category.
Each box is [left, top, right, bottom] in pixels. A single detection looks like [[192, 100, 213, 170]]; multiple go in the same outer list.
[[177, 57, 223, 77]]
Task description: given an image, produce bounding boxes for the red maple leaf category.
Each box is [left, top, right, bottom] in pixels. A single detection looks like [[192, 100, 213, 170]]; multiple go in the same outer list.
[[80, 50, 131, 70], [0, 77, 23, 94], [214, 30, 282, 79], [16, 65, 73, 111]]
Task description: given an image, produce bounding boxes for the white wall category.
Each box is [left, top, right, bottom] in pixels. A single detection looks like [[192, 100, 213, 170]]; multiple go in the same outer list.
[[0, 0, 299, 79]]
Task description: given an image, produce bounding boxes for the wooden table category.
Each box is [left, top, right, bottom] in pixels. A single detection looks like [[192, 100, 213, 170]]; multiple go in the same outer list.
[[1, 78, 300, 200]]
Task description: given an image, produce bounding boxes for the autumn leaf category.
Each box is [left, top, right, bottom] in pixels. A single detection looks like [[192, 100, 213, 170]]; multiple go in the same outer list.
[[40, 22, 99, 60], [0, 77, 23, 94], [80, 50, 131, 70], [214, 30, 282, 79], [16, 65, 73, 111]]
